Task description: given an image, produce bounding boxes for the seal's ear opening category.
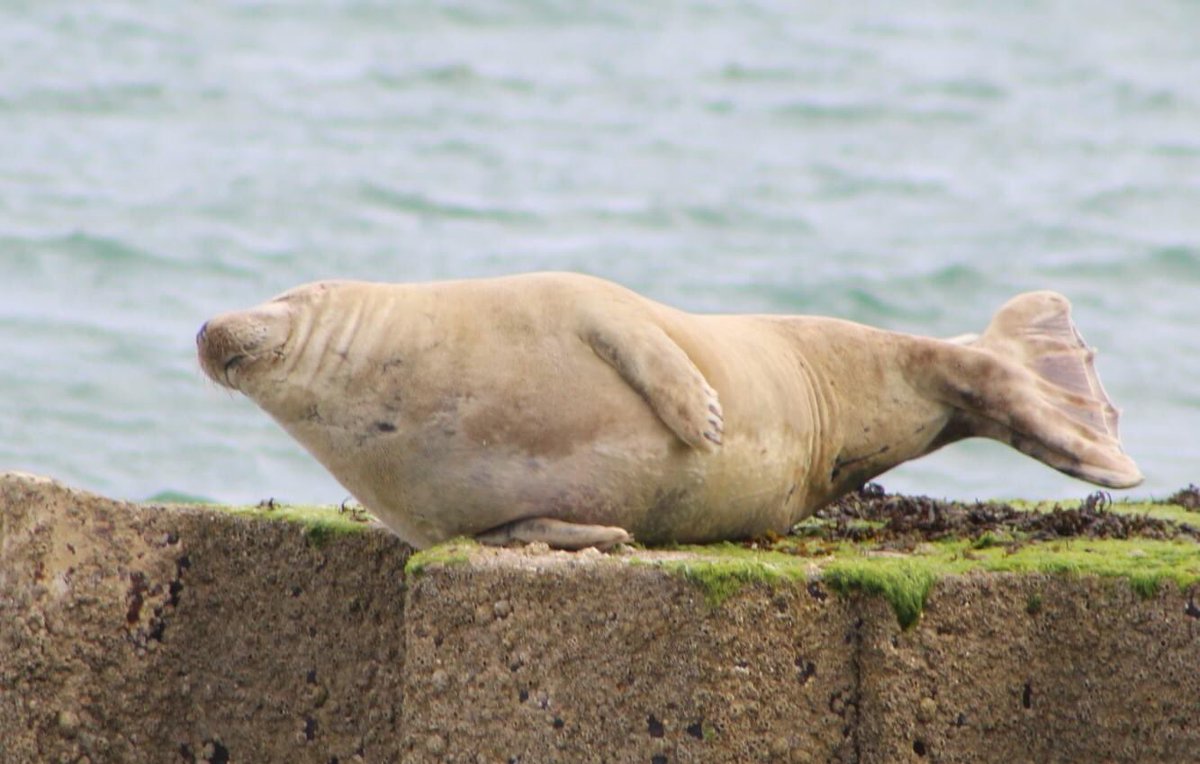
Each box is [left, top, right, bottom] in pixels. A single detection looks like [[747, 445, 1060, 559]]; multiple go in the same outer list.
[[196, 301, 293, 389]]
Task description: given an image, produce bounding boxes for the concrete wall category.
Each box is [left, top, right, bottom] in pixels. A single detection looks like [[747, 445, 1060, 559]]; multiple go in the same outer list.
[[2, 472, 1198, 764]]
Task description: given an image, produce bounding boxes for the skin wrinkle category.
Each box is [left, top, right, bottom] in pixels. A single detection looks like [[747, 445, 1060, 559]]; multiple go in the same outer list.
[[280, 299, 318, 388]]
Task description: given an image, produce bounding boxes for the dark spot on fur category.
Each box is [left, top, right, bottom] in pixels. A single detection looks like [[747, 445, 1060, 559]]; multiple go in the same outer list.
[[375, 421, 397, 433]]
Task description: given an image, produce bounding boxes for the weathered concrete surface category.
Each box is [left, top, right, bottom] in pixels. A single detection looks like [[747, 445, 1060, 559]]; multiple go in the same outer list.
[[0, 473, 410, 764], [3, 472, 1200, 764], [857, 574, 1200, 764], [403, 549, 857, 763]]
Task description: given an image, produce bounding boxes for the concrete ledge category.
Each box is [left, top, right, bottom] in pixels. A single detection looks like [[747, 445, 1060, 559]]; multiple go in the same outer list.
[[858, 575, 1200, 763], [3, 473, 1199, 763], [0, 473, 409, 764], [404, 550, 857, 763]]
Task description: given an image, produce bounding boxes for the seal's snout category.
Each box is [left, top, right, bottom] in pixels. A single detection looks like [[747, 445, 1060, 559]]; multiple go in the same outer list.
[[196, 303, 292, 389], [196, 315, 249, 388]]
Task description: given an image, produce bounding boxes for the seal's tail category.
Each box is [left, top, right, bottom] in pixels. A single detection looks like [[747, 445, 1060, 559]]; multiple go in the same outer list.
[[954, 291, 1143, 489]]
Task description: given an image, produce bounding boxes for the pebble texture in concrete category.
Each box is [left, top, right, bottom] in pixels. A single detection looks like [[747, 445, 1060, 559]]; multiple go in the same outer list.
[[0, 473, 409, 764], [3, 472, 1198, 763], [403, 550, 858, 763]]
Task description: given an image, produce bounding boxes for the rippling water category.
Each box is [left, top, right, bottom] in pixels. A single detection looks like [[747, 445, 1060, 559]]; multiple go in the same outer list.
[[2, 1, 1197, 507]]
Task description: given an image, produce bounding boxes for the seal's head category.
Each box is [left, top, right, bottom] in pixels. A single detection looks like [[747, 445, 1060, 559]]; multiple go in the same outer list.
[[196, 296, 294, 391], [196, 282, 357, 426]]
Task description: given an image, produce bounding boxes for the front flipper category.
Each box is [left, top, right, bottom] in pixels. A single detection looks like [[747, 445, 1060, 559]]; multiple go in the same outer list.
[[582, 316, 724, 451], [476, 517, 632, 551]]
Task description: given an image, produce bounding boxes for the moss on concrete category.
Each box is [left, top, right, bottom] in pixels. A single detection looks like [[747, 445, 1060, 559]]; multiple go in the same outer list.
[[647, 544, 810, 607], [975, 538, 1200, 596], [823, 558, 946, 629], [169, 501, 378, 548], [404, 538, 478, 578], [820, 537, 1200, 626], [642, 532, 1200, 628], [148, 494, 1198, 625]]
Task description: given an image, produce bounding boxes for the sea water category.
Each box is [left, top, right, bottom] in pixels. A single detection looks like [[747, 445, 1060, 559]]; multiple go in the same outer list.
[[2, 1, 1197, 507]]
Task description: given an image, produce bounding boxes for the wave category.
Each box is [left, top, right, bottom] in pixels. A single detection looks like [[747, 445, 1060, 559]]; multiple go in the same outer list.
[[369, 64, 537, 95], [773, 100, 976, 126], [1038, 246, 1200, 282], [0, 82, 166, 114], [358, 184, 542, 225]]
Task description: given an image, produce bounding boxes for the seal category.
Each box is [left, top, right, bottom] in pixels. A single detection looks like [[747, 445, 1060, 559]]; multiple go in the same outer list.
[[197, 272, 1142, 550]]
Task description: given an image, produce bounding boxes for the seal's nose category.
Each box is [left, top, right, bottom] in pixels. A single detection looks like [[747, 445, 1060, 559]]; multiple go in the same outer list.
[[196, 302, 293, 389]]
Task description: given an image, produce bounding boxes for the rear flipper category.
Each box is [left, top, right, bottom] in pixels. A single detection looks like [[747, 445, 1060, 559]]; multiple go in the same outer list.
[[939, 291, 1143, 489], [476, 517, 633, 551]]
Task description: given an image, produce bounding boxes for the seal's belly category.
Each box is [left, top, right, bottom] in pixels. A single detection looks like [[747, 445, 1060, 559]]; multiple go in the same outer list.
[[339, 426, 802, 546]]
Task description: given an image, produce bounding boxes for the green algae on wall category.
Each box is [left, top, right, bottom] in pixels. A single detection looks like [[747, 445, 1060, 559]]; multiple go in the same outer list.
[[149, 495, 1200, 627], [823, 537, 1200, 625], [404, 538, 479, 578], [172, 501, 378, 548], [647, 544, 810, 607], [822, 558, 942, 629], [644, 535, 1200, 628]]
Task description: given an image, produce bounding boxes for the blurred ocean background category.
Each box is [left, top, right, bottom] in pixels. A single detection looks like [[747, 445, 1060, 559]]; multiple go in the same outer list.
[[2, 1, 1197, 508]]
